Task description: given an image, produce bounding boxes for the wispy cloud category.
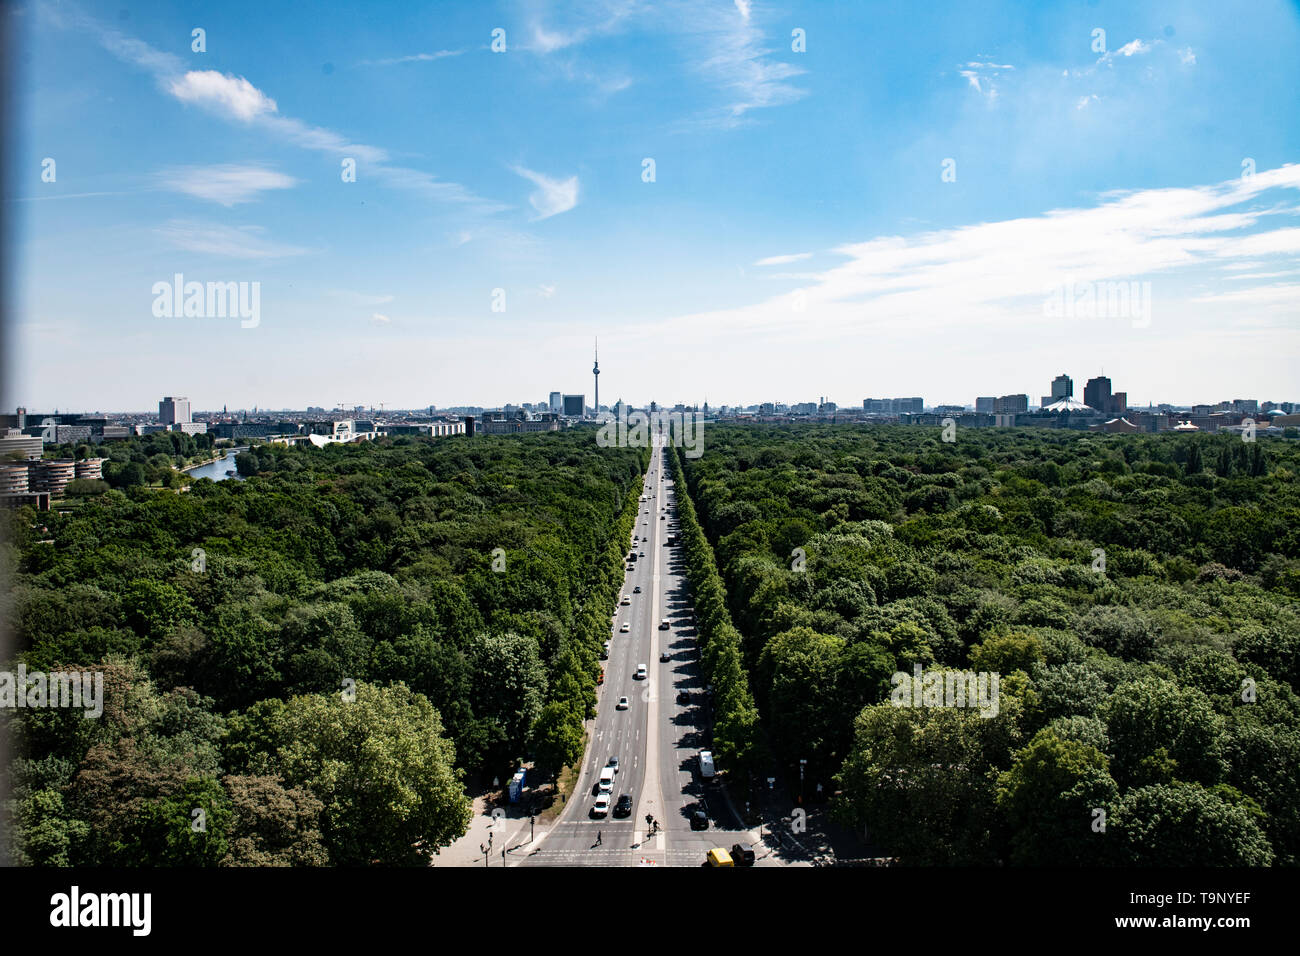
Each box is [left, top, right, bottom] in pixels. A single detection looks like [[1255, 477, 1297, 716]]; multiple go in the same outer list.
[[162, 164, 297, 206], [370, 312, 391, 324], [957, 60, 1014, 101], [156, 221, 312, 259], [657, 164, 1300, 340], [46, 6, 499, 210], [357, 49, 463, 67], [755, 252, 812, 266], [512, 165, 580, 219]]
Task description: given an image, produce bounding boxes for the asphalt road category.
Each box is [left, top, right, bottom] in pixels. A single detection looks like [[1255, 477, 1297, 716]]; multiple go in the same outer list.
[[518, 437, 753, 867]]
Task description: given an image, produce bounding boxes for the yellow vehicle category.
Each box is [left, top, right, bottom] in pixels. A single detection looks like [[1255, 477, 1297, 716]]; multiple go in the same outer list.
[[706, 847, 734, 867]]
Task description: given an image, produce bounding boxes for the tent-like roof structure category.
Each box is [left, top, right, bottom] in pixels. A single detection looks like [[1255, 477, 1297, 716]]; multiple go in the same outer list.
[[1043, 397, 1094, 413]]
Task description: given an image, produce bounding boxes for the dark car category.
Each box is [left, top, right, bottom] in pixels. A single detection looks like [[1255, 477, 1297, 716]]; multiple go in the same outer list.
[[676, 690, 691, 705], [690, 808, 709, 831], [660, 652, 671, 662], [633, 586, 642, 593], [614, 795, 633, 817], [730, 843, 756, 866]]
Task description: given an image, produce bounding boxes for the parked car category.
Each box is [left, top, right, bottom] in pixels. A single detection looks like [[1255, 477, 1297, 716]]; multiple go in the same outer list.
[[659, 619, 670, 630], [660, 652, 671, 662]]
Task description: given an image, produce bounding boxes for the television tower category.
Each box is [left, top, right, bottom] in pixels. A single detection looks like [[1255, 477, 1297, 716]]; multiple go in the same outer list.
[[592, 337, 600, 419]]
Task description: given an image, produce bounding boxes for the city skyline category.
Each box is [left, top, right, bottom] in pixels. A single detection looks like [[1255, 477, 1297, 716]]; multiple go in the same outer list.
[[8, 0, 1300, 410]]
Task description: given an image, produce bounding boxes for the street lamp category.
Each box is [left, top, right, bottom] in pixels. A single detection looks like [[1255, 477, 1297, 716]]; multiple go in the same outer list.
[[799, 759, 807, 804]]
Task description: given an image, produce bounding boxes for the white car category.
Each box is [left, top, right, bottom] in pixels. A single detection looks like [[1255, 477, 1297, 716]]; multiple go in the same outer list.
[[620, 596, 631, 605], [620, 622, 630, 633], [591, 794, 611, 817], [616, 696, 630, 710], [634, 665, 647, 680]]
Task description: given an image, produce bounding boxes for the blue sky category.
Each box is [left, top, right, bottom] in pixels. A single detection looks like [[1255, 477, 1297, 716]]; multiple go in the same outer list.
[[7, 0, 1300, 412]]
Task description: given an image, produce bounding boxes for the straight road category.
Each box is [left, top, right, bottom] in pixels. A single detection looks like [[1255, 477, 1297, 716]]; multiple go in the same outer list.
[[519, 436, 753, 867]]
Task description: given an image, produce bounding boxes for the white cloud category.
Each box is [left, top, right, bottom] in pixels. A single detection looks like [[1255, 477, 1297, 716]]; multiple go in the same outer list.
[[512, 166, 580, 219], [957, 60, 1013, 101], [539, 284, 557, 298], [156, 221, 312, 259], [755, 252, 812, 266], [162, 164, 297, 206], [649, 164, 1300, 344], [370, 313, 391, 324], [1178, 47, 1197, 65], [358, 49, 463, 66], [734, 0, 752, 22], [1076, 94, 1099, 110], [167, 70, 278, 121], [55, 13, 501, 211]]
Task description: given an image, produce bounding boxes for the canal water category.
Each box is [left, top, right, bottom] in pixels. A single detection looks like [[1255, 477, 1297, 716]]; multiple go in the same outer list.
[[184, 446, 248, 482]]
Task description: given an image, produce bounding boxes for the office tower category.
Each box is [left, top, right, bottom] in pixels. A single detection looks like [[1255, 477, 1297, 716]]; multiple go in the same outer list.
[[1083, 377, 1112, 413], [159, 396, 191, 425], [549, 391, 562, 413]]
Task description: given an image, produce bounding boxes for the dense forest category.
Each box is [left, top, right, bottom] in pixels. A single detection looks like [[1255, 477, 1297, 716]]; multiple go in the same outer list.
[[676, 424, 1300, 865], [1, 430, 647, 865]]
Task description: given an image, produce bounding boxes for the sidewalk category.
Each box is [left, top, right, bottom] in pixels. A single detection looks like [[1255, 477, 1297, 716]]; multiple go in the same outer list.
[[432, 791, 549, 867]]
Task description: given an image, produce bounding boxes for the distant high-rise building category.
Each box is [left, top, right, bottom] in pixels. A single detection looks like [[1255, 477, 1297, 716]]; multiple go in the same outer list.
[[549, 391, 562, 413], [562, 394, 585, 417], [1043, 373, 1073, 407], [592, 339, 600, 418], [159, 396, 191, 425], [1083, 377, 1112, 413], [976, 396, 996, 414], [994, 394, 1029, 415]]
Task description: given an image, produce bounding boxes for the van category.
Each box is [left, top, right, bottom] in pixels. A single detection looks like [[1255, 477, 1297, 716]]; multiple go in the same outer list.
[[698, 750, 716, 779], [598, 767, 616, 793], [706, 847, 733, 867]]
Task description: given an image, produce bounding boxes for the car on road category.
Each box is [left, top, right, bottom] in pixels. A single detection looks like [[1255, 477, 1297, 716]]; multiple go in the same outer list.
[[633, 586, 641, 593], [598, 767, 616, 793], [638, 551, 645, 557], [659, 619, 670, 630], [676, 690, 691, 704], [661, 515, 666, 520], [619, 622, 630, 633], [634, 665, 647, 680], [614, 795, 633, 818], [705, 847, 733, 867], [607, 756, 619, 773], [659, 652, 671, 662], [730, 843, 756, 866], [690, 806, 709, 830], [616, 696, 629, 710], [591, 794, 610, 818], [620, 595, 631, 605]]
